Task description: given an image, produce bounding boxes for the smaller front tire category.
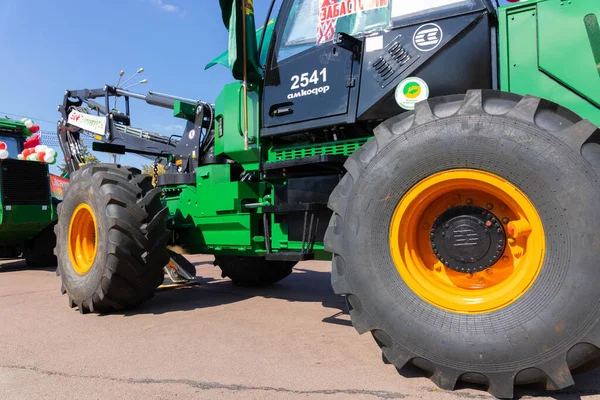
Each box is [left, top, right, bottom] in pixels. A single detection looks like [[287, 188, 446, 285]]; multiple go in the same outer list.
[[55, 164, 169, 313]]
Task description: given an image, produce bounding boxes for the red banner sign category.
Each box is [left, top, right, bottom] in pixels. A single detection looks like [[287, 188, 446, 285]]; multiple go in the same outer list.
[[50, 174, 69, 199], [318, 0, 389, 44]]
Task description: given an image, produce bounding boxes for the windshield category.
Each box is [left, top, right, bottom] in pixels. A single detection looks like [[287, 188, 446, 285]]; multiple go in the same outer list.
[[0, 135, 21, 159]]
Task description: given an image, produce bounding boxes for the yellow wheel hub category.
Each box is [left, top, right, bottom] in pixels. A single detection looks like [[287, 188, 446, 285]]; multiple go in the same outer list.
[[389, 169, 545, 314], [68, 203, 98, 275]]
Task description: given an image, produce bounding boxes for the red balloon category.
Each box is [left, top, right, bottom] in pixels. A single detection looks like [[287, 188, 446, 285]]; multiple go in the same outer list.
[[0, 142, 6, 150], [23, 149, 33, 157], [29, 125, 40, 134], [25, 134, 40, 148], [37, 152, 46, 162]]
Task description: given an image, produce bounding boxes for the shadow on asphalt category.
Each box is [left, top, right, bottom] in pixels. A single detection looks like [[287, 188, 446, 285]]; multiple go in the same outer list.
[[0, 259, 56, 273], [124, 267, 350, 328]]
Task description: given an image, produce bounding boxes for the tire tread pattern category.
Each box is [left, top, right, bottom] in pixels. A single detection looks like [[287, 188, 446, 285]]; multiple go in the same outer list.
[[324, 90, 600, 398], [55, 164, 168, 313]]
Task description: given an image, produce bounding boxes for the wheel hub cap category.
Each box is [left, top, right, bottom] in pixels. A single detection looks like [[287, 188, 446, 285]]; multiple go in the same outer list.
[[430, 206, 505, 273]]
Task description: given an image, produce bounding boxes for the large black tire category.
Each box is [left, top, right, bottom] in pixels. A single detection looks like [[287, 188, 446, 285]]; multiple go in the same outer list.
[[325, 90, 600, 398], [55, 164, 169, 313], [214, 256, 296, 286], [25, 222, 57, 267]]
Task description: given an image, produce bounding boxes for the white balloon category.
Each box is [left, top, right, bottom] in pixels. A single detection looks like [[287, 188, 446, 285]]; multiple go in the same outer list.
[[0, 150, 8, 159], [39, 145, 48, 152], [45, 148, 56, 157], [24, 120, 33, 128], [44, 154, 54, 163], [17, 154, 24, 160], [35, 145, 43, 153]]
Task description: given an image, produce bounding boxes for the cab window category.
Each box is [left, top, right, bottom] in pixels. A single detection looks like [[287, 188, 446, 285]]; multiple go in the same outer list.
[[277, 0, 391, 63], [278, 0, 320, 62], [0, 135, 21, 159]]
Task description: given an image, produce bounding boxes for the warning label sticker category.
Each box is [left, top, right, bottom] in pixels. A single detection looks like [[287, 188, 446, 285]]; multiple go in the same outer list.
[[317, 0, 389, 44]]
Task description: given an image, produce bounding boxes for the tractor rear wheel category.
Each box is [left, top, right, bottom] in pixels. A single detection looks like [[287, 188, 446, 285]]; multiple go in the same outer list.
[[325, 90, 600, 398], [55, 164, 169, 313], [214, 256, 296, 286]]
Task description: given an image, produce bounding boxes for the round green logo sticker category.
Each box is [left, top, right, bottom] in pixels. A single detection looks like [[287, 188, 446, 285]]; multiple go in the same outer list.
[[395, 77, 430, 110]]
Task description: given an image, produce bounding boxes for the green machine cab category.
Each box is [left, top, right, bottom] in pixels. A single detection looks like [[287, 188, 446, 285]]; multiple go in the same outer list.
[[0, 118, 57, 265]]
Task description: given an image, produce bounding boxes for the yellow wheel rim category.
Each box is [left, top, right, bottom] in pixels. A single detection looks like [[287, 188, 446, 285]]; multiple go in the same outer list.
[[68, 203, 98, 275], [389, 169, 545, 314]]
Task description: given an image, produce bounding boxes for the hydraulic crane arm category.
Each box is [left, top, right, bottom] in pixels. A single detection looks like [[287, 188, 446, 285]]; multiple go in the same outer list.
[[57, 85, 213, 175]]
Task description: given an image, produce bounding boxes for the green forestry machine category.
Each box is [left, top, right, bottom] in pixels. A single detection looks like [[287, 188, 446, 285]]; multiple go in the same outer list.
[[55, 0, 600, 397], [0, 118, 57, 266]]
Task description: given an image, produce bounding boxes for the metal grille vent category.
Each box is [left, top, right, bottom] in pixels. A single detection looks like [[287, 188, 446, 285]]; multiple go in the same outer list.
[[368, 35, 419, 88], [269, 137, 370, 162], [387, 42, 410, 66], [1, 159, 50, 205]]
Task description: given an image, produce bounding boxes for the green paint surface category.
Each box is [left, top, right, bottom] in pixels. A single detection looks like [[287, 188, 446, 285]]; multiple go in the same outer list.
[[499, 0, 600, 127]]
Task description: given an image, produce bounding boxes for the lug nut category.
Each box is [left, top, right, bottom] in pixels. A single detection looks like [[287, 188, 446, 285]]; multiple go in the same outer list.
[[466, 273, 473, 279], [486, 203, 494, 210], [502, 256, 509, 262], [486, 269, 494, 275], [502, 217, 509, 224], [466, 198, 473, 205]]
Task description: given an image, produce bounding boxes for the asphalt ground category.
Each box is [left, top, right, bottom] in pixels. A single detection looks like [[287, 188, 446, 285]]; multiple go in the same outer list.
[[0, 255, 599, 399]]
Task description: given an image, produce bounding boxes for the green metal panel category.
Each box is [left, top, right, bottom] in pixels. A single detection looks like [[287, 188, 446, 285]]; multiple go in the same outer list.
[[268, 137, 371, 162], [173, 100, 196, 122], [0, 118, 29, 137], [537, 0, 600, 107], [0, 204, 54, 245], [163, 164, 266, 254], [214, 82, 260, 170], [498, 0, 600, 127]]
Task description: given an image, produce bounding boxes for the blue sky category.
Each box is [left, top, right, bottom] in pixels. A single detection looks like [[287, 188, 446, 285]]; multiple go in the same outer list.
[[0, 0, 274, 171], [0, 0, 514, 173]]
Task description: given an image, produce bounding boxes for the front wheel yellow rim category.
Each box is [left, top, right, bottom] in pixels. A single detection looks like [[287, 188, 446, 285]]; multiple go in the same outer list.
[[68, 203, 98, 275], [389, 169, 545, 314]]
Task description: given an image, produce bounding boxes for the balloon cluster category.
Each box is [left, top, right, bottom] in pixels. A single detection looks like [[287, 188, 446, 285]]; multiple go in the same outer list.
[[14, 134, 58, 164], [18, 145, 57, 164], [0, 142, 8, 160], [20, 118, 40, 136]]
